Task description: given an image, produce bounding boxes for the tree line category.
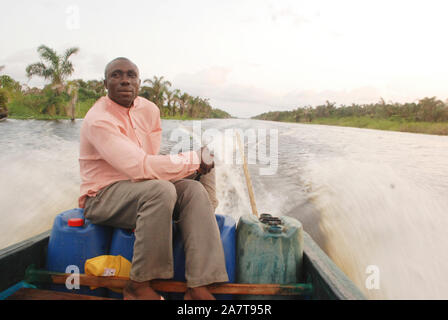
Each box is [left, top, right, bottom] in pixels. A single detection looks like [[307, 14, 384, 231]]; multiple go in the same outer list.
[[0, 65, 8, 119], [0, 45, 231, 120], [253, 98, 448, 124]]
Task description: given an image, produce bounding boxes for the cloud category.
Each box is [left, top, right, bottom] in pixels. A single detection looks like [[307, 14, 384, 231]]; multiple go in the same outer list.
[[1, 47, 45, 87], [269, 4, 311, 26], [70, 51, 108, 80], [0, 47, 107, 88], [174, 66, 231, 88], [173, 67, 277, 109], [172, 66, 279, 117], [172, 67, 393, 118], [280, 86, 383, 107]]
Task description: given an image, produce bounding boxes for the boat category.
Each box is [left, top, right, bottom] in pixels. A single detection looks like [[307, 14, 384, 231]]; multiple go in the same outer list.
[[0, 220, 365, 300], [0, 133, 365, 300]]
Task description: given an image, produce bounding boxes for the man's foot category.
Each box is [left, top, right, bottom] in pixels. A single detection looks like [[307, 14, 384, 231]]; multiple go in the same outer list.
[[184, 286, 215, 300], [123, 280, 164, 300]]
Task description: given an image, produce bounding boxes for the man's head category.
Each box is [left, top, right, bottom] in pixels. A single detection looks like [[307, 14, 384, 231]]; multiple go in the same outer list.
[[104, 57, 141, 108]]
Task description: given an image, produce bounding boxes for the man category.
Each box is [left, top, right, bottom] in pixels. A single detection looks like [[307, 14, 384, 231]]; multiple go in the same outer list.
[[78, 57, 228, 300]]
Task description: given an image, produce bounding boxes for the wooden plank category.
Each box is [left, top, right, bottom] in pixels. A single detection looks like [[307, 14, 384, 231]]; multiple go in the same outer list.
[[152, 280, 311, 295], [26, 268, 313, 296], [54, 275, 311, 295], [6, 288, 116, 300]]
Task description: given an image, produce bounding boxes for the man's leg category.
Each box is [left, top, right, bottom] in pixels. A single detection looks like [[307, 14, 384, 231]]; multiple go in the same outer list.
[[172, 179, 229, 299], [84, 179, 177, 299], [186, 168, 219, 210]]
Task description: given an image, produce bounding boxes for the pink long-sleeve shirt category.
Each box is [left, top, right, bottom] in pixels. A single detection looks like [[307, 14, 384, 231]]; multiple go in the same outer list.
[[78, 95, 200, 208]]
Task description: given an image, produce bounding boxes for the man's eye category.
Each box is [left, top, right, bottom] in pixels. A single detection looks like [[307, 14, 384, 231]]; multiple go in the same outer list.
[[111, 73, 120, 78], [128, 73, 137, 78]]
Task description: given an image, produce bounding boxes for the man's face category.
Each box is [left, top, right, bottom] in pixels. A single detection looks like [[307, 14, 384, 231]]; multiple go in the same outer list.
[[104, 59, 141, 108]]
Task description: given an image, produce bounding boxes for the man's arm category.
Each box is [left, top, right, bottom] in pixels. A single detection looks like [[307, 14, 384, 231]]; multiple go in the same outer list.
[[86, 119, 200, 181]]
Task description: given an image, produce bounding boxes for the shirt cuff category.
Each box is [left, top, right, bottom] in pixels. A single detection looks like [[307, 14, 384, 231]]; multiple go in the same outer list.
[[169, 150, 200, 172]]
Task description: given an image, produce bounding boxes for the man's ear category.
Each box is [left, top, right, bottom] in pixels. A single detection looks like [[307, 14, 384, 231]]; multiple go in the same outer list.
[[103, 79, 108, 90]]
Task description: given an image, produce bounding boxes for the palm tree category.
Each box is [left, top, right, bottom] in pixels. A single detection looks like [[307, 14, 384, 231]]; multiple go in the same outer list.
[[26, 45, 79, 93], [188, 96, 202, 118], [199, 97, 212, 117], [171, 89, 183, 116], [178, 92, 190, 116], [86, 80, 106, 97], [166, 89, 180, 116], [143, 76, 171, 112], [66, 80, 79, 121], [418, 96, 444, 122]]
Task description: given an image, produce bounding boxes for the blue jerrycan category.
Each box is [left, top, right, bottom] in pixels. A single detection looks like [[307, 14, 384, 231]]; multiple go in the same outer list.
[[109, 228, 135, 262], [108, 214, 236, 299], [46, 208, 112, 297], [107, 228, 135, 298], [236, 213, 304, 300], [172, 214, 236, 300]]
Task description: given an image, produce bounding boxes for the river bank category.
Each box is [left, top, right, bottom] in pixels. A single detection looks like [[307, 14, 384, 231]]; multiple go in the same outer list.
[[7, 114, 203, 121], [5, 99, 214, 121], [305, 116, 448, 135], [259, 116, 448, 136], [7, 114, 448, 136], [252, 97, 448, 136]]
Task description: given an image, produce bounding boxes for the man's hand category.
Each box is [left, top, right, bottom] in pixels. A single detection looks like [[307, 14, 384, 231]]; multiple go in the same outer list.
[[196, 146, 214, 175]]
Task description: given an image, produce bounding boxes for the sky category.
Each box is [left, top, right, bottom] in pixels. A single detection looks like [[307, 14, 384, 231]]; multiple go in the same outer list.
[[1, 0, 448, 118]]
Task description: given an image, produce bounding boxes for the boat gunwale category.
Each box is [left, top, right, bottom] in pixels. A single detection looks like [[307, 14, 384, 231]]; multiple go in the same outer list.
[[0, 231, 50, 293], [302, 232, 365, 300]]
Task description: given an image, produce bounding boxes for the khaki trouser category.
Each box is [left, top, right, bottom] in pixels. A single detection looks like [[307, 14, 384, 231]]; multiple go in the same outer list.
[[84, 169, 228, 287], [191, 169, 219, 211]]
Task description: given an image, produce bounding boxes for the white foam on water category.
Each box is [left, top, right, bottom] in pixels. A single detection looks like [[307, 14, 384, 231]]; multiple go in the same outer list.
[[301, 150, 448, 299], [0, 121, 80, 249]]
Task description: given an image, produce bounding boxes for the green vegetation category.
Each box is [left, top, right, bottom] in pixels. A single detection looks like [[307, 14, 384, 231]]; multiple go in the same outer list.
[[0, 45, 232, 120], [26, 45, 79, 94], [253, 98, 448, 135], [0, 88, 8, 119], [139, 75, 230, 119]]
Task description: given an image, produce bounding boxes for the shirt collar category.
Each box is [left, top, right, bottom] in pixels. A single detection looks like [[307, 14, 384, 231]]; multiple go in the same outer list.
[[105, 95, 139, 113]]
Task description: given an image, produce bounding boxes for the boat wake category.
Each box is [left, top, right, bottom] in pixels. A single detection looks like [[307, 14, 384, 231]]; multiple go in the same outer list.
[[301, 157, 448, 299]]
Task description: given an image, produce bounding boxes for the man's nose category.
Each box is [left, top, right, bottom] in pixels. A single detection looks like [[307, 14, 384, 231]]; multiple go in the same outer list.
[[120, 75, 131, 85]]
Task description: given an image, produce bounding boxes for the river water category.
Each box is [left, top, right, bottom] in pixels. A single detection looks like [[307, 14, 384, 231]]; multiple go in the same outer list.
[[1, 118, 448, 300]]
